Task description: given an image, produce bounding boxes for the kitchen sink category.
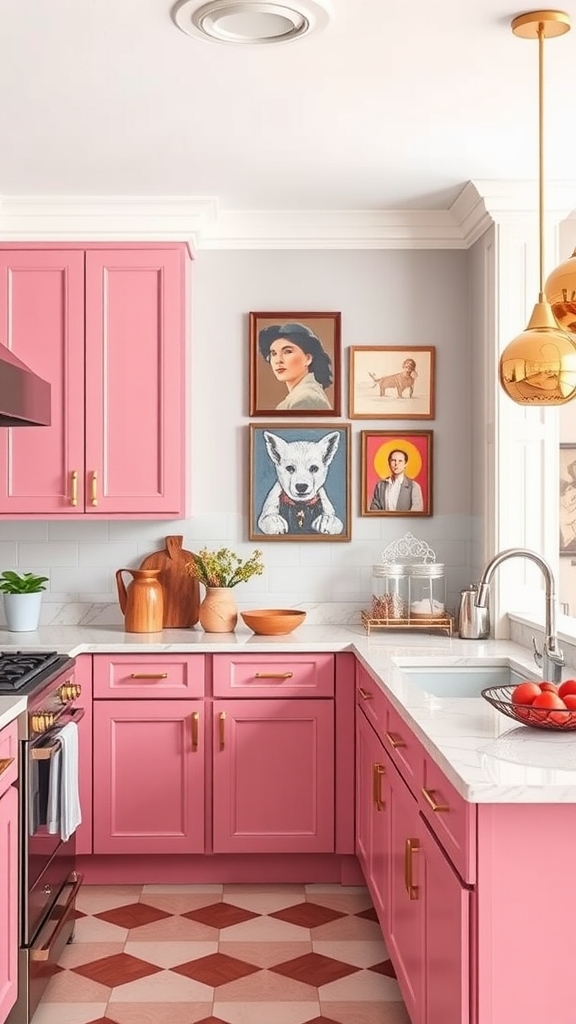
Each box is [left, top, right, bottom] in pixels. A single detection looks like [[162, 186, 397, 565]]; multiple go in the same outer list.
[[400, 663, 536, 698]]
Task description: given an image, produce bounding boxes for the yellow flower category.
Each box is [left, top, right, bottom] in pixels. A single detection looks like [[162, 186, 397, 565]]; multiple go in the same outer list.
[[188, 547, 264, 588]]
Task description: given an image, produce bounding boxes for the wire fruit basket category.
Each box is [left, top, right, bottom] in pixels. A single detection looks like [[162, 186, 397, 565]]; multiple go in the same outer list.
[[481, 684, 576, 731]]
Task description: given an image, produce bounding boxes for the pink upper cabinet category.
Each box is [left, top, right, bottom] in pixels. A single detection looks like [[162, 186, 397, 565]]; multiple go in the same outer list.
[[0, 244, 188, 518]]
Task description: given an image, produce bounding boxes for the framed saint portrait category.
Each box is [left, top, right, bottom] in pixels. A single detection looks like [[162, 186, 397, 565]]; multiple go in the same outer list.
[[249, 311, 341, 417], [249, 423, 351, 541], [349, 346, 435, 419], [560, 443, 576, 554], [361, 430, 433, 517]]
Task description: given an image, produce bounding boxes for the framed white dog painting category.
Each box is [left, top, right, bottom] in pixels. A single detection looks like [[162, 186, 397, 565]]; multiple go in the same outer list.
[[349, 346, 435, 419], [249, 423, 351, 541]]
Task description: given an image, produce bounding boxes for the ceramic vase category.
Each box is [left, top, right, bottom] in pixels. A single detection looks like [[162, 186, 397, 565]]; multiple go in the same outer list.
[[3, 592, 43, 632], [198, 587, 238, 633]]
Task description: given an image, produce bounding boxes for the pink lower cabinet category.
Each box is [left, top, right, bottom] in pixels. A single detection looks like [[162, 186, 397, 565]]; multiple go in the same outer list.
[[0, 727, 18, 1023], [387, 760, 471, 1024], [212, 698, 334, 854], [93, 700, 205, 854], [355, 706, 389, 928]]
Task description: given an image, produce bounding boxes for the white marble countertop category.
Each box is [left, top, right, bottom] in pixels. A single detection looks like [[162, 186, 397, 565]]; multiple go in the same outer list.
[[1, 622, 575, 803]]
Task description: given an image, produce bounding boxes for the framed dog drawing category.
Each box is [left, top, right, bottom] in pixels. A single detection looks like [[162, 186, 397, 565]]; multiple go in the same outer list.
[[361, 430, 433, 517], [249, 423, 351, 541], [249, 312, 341, 417], [349, 346, 435, 419]]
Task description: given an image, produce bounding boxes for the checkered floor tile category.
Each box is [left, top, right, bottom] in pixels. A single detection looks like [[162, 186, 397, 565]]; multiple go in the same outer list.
[[30, 884, 411, 1024]]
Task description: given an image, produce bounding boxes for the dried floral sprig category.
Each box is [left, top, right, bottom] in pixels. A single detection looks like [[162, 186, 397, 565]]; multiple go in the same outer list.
[[187, 547, 264, 589]]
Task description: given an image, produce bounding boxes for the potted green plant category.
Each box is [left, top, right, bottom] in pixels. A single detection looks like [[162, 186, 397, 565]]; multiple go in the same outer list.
[[0, 571, 49, 632]]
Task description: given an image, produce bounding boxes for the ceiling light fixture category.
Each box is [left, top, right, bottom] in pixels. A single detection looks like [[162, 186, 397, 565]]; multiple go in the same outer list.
[[172, 0, 333, 44], [499, 9, 576, 405]]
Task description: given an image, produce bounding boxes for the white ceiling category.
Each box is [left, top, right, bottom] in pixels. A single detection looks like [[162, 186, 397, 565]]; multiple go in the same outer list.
[[2, 0, 576, 214]]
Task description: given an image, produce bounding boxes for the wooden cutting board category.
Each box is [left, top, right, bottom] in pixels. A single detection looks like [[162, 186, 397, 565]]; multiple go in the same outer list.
[[139, 535, 200, 628]]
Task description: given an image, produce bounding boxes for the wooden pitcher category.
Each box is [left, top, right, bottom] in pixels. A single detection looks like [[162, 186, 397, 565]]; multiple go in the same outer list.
[[115, 568, 164, 633]]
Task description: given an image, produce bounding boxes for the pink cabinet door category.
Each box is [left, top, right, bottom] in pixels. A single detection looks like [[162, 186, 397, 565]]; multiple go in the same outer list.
[[421, 822, 471, 1024], [0, 784, 18, 1022], [387, 764, 424, 1024], [0, 249, 85, 515], [93, 700, 204, 854], [85, 248, 185, 516], [355, 708, 389, 931], [212, 698, 334, 854]]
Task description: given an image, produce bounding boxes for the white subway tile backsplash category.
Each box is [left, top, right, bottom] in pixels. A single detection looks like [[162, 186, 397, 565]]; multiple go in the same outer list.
[[78, 542, 140, 567], [19, 542, 78, 567], [48, 521, 110, 541], [0, 522, 49, 540]]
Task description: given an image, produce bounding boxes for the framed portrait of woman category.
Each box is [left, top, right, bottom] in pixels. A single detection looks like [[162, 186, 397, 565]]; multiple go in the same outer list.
[[361, 430, 433, 517], [249, 423, 351, 541], [249, 311, 341, 416]]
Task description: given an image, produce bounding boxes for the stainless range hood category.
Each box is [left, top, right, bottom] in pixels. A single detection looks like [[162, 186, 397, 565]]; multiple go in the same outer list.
[[0, 345, 51, 427]]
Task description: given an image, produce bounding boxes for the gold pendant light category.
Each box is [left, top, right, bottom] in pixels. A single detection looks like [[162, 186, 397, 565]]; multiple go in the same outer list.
[[499, 10, 576, 405], [545, 250, 576, 333]]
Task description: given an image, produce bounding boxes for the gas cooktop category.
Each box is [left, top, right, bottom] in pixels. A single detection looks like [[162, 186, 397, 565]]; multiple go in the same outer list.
[[0, 651, 74, 695]]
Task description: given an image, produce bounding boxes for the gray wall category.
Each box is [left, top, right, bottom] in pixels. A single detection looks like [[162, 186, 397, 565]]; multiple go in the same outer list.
[[1, 247, 477, 625]]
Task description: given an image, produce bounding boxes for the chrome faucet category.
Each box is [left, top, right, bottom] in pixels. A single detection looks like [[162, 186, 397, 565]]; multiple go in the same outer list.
[[475, 547, 564, 683]]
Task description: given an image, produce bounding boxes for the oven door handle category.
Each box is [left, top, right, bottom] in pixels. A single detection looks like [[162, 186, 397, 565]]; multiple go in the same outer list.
[[31, 707, 85, 758], [30, 872, 84, 962]]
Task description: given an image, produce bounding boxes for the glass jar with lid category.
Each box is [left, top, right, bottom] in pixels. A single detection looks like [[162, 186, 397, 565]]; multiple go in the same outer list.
[[371, 563, 409, 621], [409, 563, 446, 619]]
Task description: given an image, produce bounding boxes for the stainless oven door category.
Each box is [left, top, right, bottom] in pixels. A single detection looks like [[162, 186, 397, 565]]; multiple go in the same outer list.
[[22, 707, 84, 946]]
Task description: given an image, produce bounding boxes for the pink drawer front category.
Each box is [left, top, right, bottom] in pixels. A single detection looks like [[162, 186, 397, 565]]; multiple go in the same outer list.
[[212, 653, 334, 697], [384, 700, 424, 798], [355, 666, 389, 736], [419, 753, 477, 884], [0, 719, 18, 795], [93, 655, 205, 699]]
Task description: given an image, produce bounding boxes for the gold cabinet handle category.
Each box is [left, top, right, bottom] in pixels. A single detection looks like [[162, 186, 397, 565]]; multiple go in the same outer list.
[[0, 757, 14, 778], [373, 763, 385, 810], [219, 711, 226, 750], [90, 470, 98, 506], [421, 787, 449, 813], [191, 711, 199, 751], [254, 672, 293, 679], [130, 673, 169, 680], [70, 469, 78, 506], [358, 687, 373, 700], [405, 838, 421, 900], [386, 731, 406, 749]]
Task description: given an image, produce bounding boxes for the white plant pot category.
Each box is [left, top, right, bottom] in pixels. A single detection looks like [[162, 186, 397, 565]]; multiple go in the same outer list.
[[3, 592, 42, 632]]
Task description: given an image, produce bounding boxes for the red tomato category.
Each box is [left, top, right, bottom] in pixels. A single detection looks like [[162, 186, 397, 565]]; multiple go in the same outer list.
[[531, 690, 569, 725], [561, 693, 576, 725], [511, 682, 542, 705], [539, 682, 559, 693], [559, 679, 576, 699]]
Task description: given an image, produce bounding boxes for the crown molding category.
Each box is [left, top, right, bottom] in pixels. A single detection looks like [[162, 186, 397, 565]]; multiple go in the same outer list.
[[0, 184, 573, 249], [0, 196, 220, 255], [197, 208, 468, 249], [451, 179, 576, 246]]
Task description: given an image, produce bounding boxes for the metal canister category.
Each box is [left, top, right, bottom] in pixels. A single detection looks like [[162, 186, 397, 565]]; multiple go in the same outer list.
[[458, 583, 490, 639]]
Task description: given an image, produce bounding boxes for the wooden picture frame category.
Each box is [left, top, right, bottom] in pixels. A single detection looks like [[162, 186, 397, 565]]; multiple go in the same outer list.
[[249, 311, 341, 416], [249, 423, 351, 541], [361, 430, 433, 517], [349, 346, 435, 419], [560, 443, 576, 554]]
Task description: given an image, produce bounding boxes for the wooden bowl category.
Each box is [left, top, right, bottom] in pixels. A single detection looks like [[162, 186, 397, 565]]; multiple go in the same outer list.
[[241, 609, 307, 635]]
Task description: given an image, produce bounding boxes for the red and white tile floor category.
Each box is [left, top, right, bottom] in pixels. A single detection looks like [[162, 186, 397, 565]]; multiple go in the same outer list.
[[30, 882, 411, 1024]]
